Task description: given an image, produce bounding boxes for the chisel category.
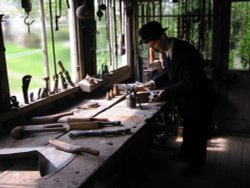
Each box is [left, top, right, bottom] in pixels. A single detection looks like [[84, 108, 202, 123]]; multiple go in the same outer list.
[[69, 128, 131, 139]]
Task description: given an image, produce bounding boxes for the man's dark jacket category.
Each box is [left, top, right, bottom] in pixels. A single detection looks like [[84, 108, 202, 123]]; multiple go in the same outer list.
[[154, 38, 216, 119]]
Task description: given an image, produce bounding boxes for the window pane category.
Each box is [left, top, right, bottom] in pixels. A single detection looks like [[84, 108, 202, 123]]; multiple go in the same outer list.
[[138, 0, 213, 60], [95, 0, 127, 74], [2, 1, 45, 99], [45, 1, 71, 77], [2, 0, 73, 104], [229, 1, 250, 71], [44, 0, 72, 86], [95, 0, 111, 74]]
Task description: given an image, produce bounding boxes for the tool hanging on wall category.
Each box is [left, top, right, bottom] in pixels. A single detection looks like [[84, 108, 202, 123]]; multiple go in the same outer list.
[[55, 0, 62, 31], [119, 0, 125, 55], [49, 0, 59, 94], [141, 3, 145, 25], [76, 0, 90, 20], [152, 1, 155, 20], [198, 0, 206, 51], [159, 0, 162, 24], [97, 0, 106, 21], [113, 0, 118, 69], [21, 0, 34, 34], [146, 0, 151, 23]]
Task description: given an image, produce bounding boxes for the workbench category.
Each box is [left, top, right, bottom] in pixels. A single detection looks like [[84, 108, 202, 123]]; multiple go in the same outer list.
[[0, 93, 165, 188]]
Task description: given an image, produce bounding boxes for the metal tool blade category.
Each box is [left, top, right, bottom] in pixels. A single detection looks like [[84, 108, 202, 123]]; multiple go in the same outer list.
[[0, 146, 76, 179]]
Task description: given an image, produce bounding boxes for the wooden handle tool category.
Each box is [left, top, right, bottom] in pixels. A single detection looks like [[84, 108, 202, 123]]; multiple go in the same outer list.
[[49, 139, 100, 156], [69, 128, 131, 139], [68, 121, 122, 130], [31, 111, 74, 124], [10, 123, 67, 139], [58, 117, 109, 123]]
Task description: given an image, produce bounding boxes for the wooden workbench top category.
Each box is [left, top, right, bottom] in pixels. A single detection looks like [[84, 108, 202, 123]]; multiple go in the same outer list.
[[0, 94, 165, 188]]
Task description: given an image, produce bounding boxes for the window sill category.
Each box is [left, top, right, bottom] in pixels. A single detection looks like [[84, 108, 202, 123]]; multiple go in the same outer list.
[[0, 87, 80, 123], [0, 66, 131, 124]]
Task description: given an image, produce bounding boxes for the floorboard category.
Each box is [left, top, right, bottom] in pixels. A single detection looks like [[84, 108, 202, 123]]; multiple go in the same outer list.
[[130, 135, 250, 188]]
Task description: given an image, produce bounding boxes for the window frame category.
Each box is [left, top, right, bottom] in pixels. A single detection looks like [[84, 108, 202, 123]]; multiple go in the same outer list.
[[0, 0, 132, 117]]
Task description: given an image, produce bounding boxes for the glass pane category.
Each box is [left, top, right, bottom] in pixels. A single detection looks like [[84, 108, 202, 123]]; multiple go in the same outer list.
[[229, 1, 250, 70], [2, 0, 72, 104], [95, 0, 127, 74], [44, 0, 72, 86], [138, 0, 213, 60], [95, 0, 111, 74], [2, 1, 45, 101]]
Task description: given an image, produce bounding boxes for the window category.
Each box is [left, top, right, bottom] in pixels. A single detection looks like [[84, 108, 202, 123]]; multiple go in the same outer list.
[[95, 0, 128, 75], [2, 0, 76, 104], [229, 1, 250, 71], [138, 0, 213, 60]]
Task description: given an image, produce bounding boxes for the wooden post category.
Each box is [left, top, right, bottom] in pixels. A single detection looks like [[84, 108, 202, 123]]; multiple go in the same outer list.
[[0, 14, 11, 112]]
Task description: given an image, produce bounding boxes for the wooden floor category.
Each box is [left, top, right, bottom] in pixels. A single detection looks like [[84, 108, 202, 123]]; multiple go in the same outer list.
[[128, 134, 250, 188]]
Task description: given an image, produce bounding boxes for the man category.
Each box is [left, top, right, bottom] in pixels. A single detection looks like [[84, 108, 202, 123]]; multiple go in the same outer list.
[[138, 21, 217, 177]]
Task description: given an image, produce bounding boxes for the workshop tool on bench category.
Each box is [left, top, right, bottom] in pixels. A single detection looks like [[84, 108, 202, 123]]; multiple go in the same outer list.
[[10, 123, 67, 139], [59, 71, 68, 90], [0, 145, 79, 179], [22, 75, 32, 104], [42, 76, 50, 97], [125, 85, 142, 109], [9, 96, 19, 109], [37, 88, 42, 100], [58, 117, 109, 123], [30, 92, 34, 102], [51, 73, 59, 94], [69, 128, 131, 139], [58, 60, 74, 87], [31, 111, 109, 124], [10, 121, 122, 139], [31, 111, 74, 124], [49, 139, 100, 156]]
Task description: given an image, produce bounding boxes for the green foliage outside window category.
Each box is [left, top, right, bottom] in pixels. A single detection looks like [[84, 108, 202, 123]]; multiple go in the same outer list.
[[229, 1, 250, 70]]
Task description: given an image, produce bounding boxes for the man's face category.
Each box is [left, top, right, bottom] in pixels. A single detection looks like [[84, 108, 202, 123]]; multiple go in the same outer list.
[[147, 38, 165, 54]]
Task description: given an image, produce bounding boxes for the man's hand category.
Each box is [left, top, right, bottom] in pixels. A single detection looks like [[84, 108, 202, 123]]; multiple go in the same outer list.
[[134, 80, 155, 92], [154, 89, 166, 102], [142, 80, 155, 90]]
